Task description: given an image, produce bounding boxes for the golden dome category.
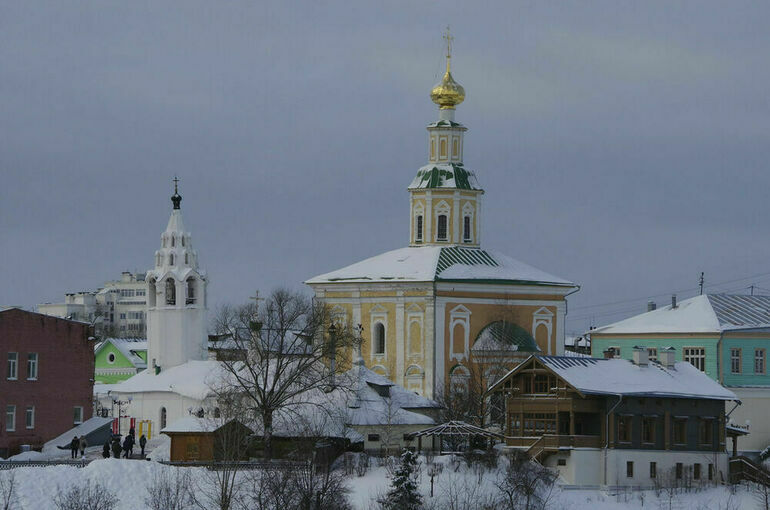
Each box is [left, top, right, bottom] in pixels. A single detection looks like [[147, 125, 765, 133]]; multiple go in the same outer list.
[[430, 65, 465, 110]]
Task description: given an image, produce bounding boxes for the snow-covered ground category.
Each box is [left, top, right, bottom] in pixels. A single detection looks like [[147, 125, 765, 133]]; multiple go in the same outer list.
[[0, 451, 762, 509]]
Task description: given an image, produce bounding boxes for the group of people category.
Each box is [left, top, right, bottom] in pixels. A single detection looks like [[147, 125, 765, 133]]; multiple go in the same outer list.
[[101, 427, 147, 460], [69, 435, 87, 459]]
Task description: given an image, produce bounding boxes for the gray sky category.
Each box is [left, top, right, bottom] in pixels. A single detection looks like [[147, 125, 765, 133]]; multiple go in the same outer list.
[[2, 1, 770, 335]]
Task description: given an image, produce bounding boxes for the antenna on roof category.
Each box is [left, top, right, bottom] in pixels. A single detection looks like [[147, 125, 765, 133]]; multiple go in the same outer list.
[[699, 272, 705, 295]]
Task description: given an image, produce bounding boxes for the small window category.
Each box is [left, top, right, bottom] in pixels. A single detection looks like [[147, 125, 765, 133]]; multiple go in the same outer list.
[[557, 458, 566, 466], [437, 215, 448, 241], [160, 407, 167, 429], [27, 353, 38, 380], [107, 352, 116, 364], [731, 348, 742, 374], [25, 406, 34, 429], [73, 406, 83, 425], [184, 252, 189, 264], [186, 278, 196, 305], [699, 419, 713, 445], [374, 323, 385, 355], [708, 463, 714, 481], [169, 253, 175, 266], [171, 235, 175, 247], [617, 415, 632, 443], [626, 461, 634, 478], [368, 434, 380, 442], [694, 463, 701, 480], [647, 347, 657, 362], [5, 405, 15, 432], [676, 462, 683, 479], [7, 353, 17, 380], [165, 279, 176, 305], [650, 462, 657, 479], [642, 417, 655, 444], [463, 216, 471, 242], [673, 418, 687, 445], [755, 349, 766, 374], [416, 215, 423, 242]]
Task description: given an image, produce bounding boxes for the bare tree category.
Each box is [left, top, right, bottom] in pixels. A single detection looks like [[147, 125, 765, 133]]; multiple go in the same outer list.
[[495, 451, 557, 510], [0, 472, 18, 510], [53, 480, 119, 510], [145, 468, 194, 510], [213, 289, 353, 459], [239, 463, 351, 510]]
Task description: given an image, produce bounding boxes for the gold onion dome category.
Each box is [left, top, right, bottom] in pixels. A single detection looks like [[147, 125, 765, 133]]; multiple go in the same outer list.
[[430, 63, 465, 110]]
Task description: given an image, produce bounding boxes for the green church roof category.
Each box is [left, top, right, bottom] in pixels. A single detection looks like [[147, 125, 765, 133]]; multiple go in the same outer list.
[[408, 163, 481, 190], [472, 321, 540, 353]]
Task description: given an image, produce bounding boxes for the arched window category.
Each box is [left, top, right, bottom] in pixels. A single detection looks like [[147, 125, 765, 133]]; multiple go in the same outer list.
[[374, 323, 385, 354], [160, 407, 167, 430], [463, 216, 471, 242], [416, 215, 423, 242], [437, 215, 448, 241], [148, 279, 156, 307], [181, 236, 185, 247], [184, 252, 189, 264], [162, 236, 166, 248], [186, 278, 196, 305], [168, 253, 175, 266], [171, 235, 175, 247], [165, 279, 176, 305]]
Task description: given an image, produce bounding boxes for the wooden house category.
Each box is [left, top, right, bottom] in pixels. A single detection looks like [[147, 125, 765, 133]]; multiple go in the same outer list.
[[162, 417, 252, 462]]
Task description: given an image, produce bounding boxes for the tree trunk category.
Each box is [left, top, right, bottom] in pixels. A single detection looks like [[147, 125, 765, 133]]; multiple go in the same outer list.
[[263, 410, 274, 459]]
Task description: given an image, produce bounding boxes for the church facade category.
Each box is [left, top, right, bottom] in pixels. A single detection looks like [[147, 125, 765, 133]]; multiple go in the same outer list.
[[307, 43, 578, 399]]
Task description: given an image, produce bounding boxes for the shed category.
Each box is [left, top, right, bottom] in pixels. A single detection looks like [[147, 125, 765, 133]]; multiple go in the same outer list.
[[162, 417, 252, 462]]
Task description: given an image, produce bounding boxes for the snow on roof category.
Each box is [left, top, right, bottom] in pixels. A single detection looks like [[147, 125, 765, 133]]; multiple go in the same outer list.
[[492, 355, 736, 400], [408, 163, 481, 190], [591, 294, 770, 335], [97, 338, 148, 368], [306, 246, 573, 287], [161, 416, 239, 434], [109, 360, 225, 401], [42, 417, 114, 454]]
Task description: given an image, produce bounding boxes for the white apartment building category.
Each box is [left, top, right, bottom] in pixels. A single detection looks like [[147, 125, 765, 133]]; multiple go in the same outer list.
[[38, 272, 148, 337]]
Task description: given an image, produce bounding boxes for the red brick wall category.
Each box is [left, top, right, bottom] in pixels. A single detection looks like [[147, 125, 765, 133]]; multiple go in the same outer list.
[[0, 309, 94, 457]]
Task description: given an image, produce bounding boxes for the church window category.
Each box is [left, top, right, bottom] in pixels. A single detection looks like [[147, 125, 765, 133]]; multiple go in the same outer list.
[[171, 236, 175, 247], [184, 252, 189, 264], [374, 323, 385, 355], [430, 138, 436, 160], [437, 215, 448, 241], [452, 138, 459, 158], [440, 138, 447, 159], [416, 215, 423, 242], [181, 236, 186, 247], [148, 279, 157, 307], [162, 236, 166, 248], [160, 407, 167, 429], [165, 279, 176, 305], [463, 215, 471, 242], [169, 253, 175, 266], [186, 278, 196, 305]]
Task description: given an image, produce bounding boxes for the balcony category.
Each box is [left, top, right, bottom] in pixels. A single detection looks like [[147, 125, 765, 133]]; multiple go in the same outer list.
[[505, 434, 602, 452]]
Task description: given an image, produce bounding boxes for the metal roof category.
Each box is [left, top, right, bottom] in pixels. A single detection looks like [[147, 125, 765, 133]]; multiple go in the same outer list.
[[708, 294, 770, 328], [407, 420, 503, 438], [435, 246, 498, 276]]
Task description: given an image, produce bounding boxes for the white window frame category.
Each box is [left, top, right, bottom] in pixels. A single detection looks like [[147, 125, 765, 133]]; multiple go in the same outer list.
[[755, 348, 766, 375], [7, 352, 17, 380], [683, 347, 706, 372], [25, 406, 34, 429], [731, 348, 742, 374], [369, 306, 388, 359], [5, 405, 15, 432], [73, 406, 83, 425], [435, 201, 450, 242], [27, 353, 38, 380], [449, 305, 471, 362]]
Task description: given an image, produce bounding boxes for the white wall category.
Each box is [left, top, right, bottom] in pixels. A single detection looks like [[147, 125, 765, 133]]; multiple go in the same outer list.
[[605, 449, 728, 488], [728, 387, 770, 453]]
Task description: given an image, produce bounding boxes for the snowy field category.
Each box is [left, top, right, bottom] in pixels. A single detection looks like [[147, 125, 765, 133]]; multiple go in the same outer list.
[[0, 452, 763, 509]]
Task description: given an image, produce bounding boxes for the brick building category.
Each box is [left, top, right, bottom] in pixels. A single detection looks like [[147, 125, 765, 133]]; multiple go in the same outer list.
[[0, 308, 95, 457]]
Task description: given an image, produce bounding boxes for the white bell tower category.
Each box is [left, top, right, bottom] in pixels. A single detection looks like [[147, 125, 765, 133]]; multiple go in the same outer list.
[[145, 178, 208, 372]]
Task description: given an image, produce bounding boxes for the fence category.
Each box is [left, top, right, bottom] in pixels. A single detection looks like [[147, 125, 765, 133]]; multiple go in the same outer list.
[[0, 459, 91, 470]]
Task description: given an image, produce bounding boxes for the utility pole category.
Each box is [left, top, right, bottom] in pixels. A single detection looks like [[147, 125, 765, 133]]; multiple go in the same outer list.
[[750, 285, 755, 296], [699, 272, 705, 295]]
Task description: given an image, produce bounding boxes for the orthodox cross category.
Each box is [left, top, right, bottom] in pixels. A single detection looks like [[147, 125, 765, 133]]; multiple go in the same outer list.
[[443, 26, 453, 59], [173, 175, 180, 194], [249, 290, 265, 315]]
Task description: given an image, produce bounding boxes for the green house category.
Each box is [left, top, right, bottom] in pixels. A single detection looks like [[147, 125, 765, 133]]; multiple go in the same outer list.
[[589, 293, 770, 453], [94, 338, 148, 384]]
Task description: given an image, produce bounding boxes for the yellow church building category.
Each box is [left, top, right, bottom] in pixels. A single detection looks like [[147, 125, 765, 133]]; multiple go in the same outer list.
[[306, 38, 578, 399]]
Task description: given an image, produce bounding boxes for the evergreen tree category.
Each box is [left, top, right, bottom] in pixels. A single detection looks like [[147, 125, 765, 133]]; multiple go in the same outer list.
[[382, 449, 423, 510]]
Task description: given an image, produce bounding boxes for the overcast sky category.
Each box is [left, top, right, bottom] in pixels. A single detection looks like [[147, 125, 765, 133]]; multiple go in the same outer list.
[[2, 1, 770, 335]]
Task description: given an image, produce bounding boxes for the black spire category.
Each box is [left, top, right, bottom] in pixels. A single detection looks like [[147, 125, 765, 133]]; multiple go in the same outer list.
[[171, 176, 182, 210]]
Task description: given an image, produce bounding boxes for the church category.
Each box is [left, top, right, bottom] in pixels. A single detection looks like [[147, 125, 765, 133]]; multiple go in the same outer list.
[[307, 37, 578, 399]]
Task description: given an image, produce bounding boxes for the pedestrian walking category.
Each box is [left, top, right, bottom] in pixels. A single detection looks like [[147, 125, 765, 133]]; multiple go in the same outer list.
[[139, 434, 147, 458], [78, 435, 87, 458], [102, 441, 111, 459], [122, 434, 134, 459], [111, 437, 121, 459], [69, 436, 78, 459]]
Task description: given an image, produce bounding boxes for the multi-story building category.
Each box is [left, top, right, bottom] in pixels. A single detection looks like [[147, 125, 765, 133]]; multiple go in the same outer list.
[[38, 271, 148, 338], [0, 308, 95, 457], [489, 350, 736, 487], [589, 294, 770, 453]]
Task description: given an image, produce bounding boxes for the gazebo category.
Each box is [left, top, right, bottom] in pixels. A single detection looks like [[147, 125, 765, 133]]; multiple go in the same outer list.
[[407, 420, 504, 454]]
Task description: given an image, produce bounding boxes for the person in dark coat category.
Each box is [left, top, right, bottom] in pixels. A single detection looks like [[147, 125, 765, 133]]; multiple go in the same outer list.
[[70, 436, 79, 459], [139, 434, 147, 458], [102, 441, 111, 459], [78, 435, 87, 458], [122, 434, 134, 459], [111, 437, 122, 459]]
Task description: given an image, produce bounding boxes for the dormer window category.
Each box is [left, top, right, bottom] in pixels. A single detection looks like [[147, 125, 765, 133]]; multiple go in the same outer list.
[[437, 215, 448, 241], [416, 215, 423, 242], [463, 216, 471, 242]]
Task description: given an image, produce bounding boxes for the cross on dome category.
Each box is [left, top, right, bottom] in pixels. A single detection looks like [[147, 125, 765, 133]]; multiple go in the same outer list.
[[171, 175, 182, 210]]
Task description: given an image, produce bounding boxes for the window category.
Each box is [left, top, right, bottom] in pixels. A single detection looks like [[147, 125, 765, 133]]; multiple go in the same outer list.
[[169, 253, 175, 266], [165, 279, 176, 305], [463, 216, 471, 242], [731, 348, 742, 374], [160, 407, 167, 429], [368, 434, 380, 442], [7, 353, 17, 380], [184, 252, 189, 264], [374, 323, 385, 355], [416, 215, 423, 242], [73, 406, 83, 425], [186, 278, 196, 305], [171, 235, 175, 247], [437, 215, 448, 241], [5, 406, 15, 432], [647, 348, 658, 362], [107, 352, 116, 364], [708, 463, 714, 481], [120, 313, 126, 320], [617, 416, 632, 443], [650, 462, 657, 479], [533, 375, 550, 394], [676, 463, 683, 479], [626, 461, 634, 478], [694, 463, 701, 480], [523, 413, 556, 435], [699, 419, 713, 445], [557, 458, 566, 466], [25, 406, 34, 429], [683, 347, 705, 372], [642, 417, 656, 444], [27, 353, 37, 380], [755, 349, 766, 375], [673, 418, 687, 445], [609, 347, 621, 358]]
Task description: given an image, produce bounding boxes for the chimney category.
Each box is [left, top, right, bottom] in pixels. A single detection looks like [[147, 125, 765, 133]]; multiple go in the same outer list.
[[632, 346, 649, 366], [603, 348, 615, 359], [671, 294, 677, 309], [647, 301, 657, 312], [659, 347, 676, 368]]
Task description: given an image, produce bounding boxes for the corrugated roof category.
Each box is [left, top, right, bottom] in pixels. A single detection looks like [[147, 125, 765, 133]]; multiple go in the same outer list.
[[435, 246, 498, 275], [708, 294, 770, 328]]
